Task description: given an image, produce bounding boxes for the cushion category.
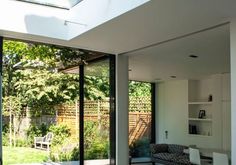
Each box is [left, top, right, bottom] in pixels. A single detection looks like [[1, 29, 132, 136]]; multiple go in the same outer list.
[[172, 155, 191, 165], [150, 144, 168, 154], [153, 153, 177, 161], [153, 153, 191, 165], [168, 144, 187, 154]]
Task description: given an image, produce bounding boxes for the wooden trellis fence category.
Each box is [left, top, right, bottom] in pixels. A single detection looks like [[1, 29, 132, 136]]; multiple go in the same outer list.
[[56, 97, 151, 144]]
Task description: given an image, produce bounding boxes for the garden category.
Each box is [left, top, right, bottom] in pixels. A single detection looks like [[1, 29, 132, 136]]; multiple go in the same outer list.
[[2, 40, 152, 164]]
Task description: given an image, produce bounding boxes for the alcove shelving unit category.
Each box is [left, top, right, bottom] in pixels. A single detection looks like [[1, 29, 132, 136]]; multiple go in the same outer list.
[[188, 79, 213, 137]]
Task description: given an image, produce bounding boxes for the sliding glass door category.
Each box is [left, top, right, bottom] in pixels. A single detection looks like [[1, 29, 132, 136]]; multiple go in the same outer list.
[[83, 57, 115, 165], [129, 81, 155, 162], [0, 37, 116, 165]]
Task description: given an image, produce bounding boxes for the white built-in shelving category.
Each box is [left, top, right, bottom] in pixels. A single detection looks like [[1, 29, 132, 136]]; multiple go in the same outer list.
[[188, 79, 213, 137]]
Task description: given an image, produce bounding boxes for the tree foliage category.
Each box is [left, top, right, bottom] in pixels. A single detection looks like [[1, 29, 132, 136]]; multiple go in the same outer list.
[[14, 69, 80, 115], [2, 40, 112, 116], [2, 40, 81, 115], [129, 81, 151, 97], [2, 40, 151, 116]]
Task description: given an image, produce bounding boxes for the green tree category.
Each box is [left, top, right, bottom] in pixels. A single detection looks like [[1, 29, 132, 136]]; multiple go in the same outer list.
[[129, 81, 151, 97], [3, 41, 29, 146], [14, 69, 80, 115]]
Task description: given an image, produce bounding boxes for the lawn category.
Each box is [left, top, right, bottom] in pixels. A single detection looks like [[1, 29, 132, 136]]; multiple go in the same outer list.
[[3, 146, 49, 165]]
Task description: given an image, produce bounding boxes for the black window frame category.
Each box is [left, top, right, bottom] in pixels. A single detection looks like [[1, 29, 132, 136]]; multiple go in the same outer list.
[[0, 37, 116, 165]]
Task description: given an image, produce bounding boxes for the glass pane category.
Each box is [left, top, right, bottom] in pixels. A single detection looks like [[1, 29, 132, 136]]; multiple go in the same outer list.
[[15, 0, 82, 9], [2, 40, 80, 164], [129, 81, 152, 161], [84, 59, 110, 165]]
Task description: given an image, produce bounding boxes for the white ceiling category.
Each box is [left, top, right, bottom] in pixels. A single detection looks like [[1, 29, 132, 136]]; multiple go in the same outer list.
[[70, 0, 236, 54], [68, 0, 234, 82], [128, 24, 230, 82], [1, 0, 236, 82]]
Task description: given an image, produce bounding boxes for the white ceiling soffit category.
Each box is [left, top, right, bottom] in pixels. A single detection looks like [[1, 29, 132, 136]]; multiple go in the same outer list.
[[0, 0, 69, 39], [70, 0, 236, 54], [67, 0, 150, 40], [0, 0, 149, 43], [128, 24, 230, 82]]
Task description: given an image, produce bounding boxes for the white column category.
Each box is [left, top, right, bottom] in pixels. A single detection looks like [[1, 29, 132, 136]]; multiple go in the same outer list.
[[116, 55, 129, 165], [230, 19, 236, 164]]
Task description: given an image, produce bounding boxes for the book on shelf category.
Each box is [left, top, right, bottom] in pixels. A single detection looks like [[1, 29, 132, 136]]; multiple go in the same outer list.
[[189, 124, 197, 134]]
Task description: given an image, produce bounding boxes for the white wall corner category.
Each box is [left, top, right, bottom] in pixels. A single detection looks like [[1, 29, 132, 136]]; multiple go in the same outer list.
[[116, 55, 129, 165], [230, 19, 236, 164]]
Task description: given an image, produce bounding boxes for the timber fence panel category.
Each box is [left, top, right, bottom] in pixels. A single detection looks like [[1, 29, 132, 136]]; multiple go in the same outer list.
[[56, 97, 151, 143]]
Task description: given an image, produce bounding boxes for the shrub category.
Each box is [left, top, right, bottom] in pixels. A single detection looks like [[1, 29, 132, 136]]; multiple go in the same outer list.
[[2, 124, 9, 146], [49, 124, 71, 145], [49, 138, 78, 162], [26, 123, 48, 146], [2, 124, 9, 134], [15, 137, 28, 147], [129, 137, 151, 157], [71, 146, 80, 160], [84, 121, 109, 160], [49, 121, 109, 161], [85, 138, 108, 160], [49, 124, 72, 161], [2, 133, 9, 146]]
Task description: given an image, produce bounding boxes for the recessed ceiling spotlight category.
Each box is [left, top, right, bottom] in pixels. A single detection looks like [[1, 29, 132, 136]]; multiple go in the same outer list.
[[170, 76, 176, 78], [189, 54, 198, 58]]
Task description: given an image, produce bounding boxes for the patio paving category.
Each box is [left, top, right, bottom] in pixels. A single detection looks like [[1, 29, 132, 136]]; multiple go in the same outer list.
[[12, 159, 109, 165], [11, 157, 152, 165]]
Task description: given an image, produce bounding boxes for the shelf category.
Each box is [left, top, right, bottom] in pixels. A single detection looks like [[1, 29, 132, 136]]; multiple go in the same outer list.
[[188, 79, 214, 138], [188, 118, 212, 122], [188, 134, 212, 137], [188, 102, 212, 105]]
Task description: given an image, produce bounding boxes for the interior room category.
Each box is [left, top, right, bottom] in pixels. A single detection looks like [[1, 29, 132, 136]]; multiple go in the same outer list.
[[127, 23, 231, 151], [126, 22, 231, 164]]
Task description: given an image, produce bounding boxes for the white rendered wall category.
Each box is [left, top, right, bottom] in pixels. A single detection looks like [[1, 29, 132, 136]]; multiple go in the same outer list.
[[156, 75, 228, 149], [230, 20, 236, 164], [156, 80, 188, 144], [116, 55, 129, 165]]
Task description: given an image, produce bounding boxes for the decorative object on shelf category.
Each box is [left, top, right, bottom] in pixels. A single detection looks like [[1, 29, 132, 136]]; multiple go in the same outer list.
[[208, 94, 213, 102], [198, 110, 206, 119], [189, 125, 197, 134]]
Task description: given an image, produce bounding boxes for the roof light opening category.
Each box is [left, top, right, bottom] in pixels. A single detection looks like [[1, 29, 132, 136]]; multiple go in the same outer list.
[[15, 0, 83, 9]]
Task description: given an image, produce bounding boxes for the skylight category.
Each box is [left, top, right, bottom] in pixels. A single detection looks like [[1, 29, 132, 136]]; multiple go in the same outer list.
[[16, 0, 83, 9]]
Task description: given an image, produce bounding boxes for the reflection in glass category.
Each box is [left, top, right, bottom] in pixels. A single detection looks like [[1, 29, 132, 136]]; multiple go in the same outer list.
[[129, 81, 152, 159], [84, 59, 110, 164], [1, 40, 82, 164]]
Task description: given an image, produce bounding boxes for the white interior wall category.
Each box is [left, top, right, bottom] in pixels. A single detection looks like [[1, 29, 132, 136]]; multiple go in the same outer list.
[[116, 55, 129, 165], [156, 80, 188, 145], [156, 74, 230, 149], [230, 19, 236, 164], [222, 73, 231, 150]]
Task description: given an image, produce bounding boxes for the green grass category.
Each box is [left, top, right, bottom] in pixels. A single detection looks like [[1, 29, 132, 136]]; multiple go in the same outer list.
[[3, 146, 49, 165]]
